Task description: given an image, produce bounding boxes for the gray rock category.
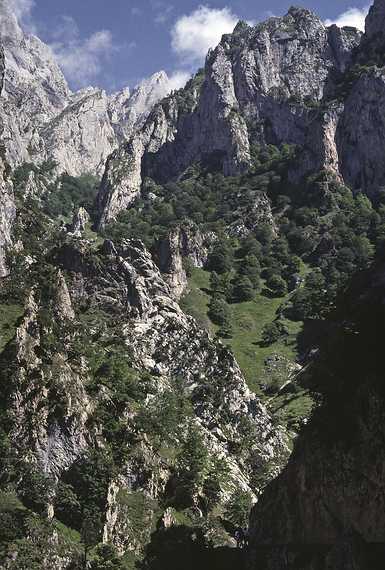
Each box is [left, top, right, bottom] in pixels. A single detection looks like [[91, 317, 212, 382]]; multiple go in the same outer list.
[[0, 1, 175, 176], [154, 224, 213, 298], [68, 206, 90, 238], [0, 45, 15, 277], [96, 7, 362, 226]]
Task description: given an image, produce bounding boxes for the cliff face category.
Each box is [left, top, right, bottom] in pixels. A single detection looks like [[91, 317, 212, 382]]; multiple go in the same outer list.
[[0, 0, 173, 176], [0, 45, 15, 277], [96, 9, 363, 226], [248, 256, 385, 569]]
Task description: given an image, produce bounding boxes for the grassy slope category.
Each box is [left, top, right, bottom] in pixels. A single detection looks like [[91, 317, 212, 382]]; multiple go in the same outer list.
[[181, 268, 313, 431]]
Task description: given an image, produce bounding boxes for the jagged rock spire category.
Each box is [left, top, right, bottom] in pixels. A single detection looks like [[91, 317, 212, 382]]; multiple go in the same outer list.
[[365, 0, 385, 38]]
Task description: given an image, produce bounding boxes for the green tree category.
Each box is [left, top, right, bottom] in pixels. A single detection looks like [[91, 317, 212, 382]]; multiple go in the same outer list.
[[261, 321, 288, 346], [209, 271, 221, 293], [208, 295, 231, 326], [175, 427, 209, 507], [239, 236, 262, 259], [225, 490, 253, 528], [217, 312, 233, 339], [266, 275, 288, 297], [207, 242, 233, 274], [239, 255, 261, 289], [233, 276, 255, 302], [89, 544, 124, 569]]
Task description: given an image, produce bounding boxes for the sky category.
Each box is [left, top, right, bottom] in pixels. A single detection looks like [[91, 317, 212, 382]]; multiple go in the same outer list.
[[11, 0, 371, 93]]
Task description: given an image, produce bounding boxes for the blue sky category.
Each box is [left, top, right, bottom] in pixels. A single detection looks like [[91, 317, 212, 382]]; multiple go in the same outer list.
[[14, 0, 371, 92]]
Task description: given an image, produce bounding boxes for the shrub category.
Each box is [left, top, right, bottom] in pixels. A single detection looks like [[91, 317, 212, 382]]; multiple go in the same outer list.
[[266, 275, 288, 297]]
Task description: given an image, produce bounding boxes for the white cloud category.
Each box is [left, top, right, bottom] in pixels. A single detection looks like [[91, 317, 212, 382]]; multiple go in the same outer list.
[[167, 70, 191, 92], [50, 16, 128, 88], [325, 6, 370, 31], [171, 5, 238, 65]]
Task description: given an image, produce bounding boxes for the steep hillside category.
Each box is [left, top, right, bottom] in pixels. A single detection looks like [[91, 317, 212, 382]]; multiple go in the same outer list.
[[0, 196, 288, 568], [1, 0, 385, 568], [0, 45, 15, 277], [248, 253, 385, 569]]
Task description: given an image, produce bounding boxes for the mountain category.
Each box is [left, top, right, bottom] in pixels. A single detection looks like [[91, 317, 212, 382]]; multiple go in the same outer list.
[[1, 0, 385, 568], [96, 7, 363, 226], [0, 0, 174, 176]]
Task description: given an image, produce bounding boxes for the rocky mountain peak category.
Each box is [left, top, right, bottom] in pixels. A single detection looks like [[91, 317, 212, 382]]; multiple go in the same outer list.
[[0, 0, 26, 44], [96, 0, 364, 227], [365, 0, 385, 38], [0, 5, 174, 176]]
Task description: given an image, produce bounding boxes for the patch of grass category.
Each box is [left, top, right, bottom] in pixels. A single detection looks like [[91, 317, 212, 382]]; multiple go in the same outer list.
[[181, 268, 312, 429], [181, 269, 302, 394], [180, 269, 214, 332], [0, 304, 24, 352], [269, 390, 314, 439], [54, 520, 81, 543], [224, 299, 303, 394]]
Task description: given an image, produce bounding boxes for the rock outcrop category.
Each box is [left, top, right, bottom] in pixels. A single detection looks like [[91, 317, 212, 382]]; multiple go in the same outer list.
[[5, 283, 91, 478], [68, 206, 91, 237], [337, 69, 385, 194], [0, 45, 15, 276], [154, 224, 213, 298], [55, 236, 288, 492], [96, 8, 363, 226], [365, 0, 385, 41]]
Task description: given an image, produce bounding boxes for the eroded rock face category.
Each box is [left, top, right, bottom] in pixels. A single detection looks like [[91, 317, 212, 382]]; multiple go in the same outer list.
[[154, 224, 213, 298], [0, 45, 15, 277], [6, 284, 91, 478], [68, 206, 90, 238], [365, 0, 385, 40], [55, 238, 288, 490], [96, 8, 362, 226], [0, 1, 174, 176], [337, 70, 385, 194]]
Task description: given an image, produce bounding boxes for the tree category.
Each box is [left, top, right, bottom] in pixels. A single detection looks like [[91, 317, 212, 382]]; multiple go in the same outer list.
[[233, 276, 255, 302], [207, 242, 233, 274], [239, 255, 261, 289], [209, 271, 221, 293], [239, 236, 262, 259], [224, 490, 253, 528], [89, 544, 124, 570], [288, 289, 312, 320], [261, 321, 288, 346], [266, 274, 288, 297], [284, 255, 302, 278], [217, 312, 233, 338], [208, 295, 231, 326], [81, 508, 103, 568], [175, 427, 209, 507]]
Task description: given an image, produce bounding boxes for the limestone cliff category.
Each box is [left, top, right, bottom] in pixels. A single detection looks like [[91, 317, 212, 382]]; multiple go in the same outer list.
[[96, 8, 362, 226], [0, 45, 15, 277], [0, 0, 174, 176]]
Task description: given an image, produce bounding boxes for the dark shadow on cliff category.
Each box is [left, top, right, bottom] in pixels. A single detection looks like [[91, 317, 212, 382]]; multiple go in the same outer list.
[[136, 525, 246, 570], [295, 318, 331, 363]]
